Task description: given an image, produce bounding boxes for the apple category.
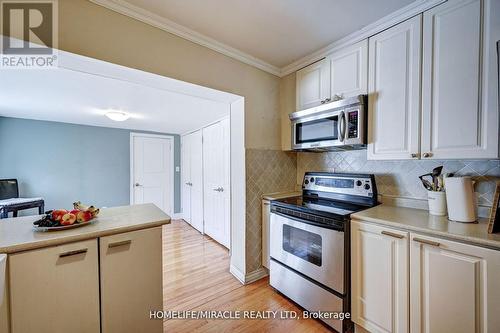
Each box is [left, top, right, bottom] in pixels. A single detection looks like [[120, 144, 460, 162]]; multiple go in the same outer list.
[[51, 209, 68, 221], [61, 213, 76, 225], [76, 210, 92, 223], [70, 209, 81, 216]]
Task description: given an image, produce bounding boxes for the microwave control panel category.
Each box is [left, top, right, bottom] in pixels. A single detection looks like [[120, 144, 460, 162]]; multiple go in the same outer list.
[[347, 110, 359, 139]]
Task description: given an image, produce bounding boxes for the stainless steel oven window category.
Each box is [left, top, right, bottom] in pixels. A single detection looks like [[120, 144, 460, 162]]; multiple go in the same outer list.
[[295, 116, 339, 144], [282, 224, 322, 266]]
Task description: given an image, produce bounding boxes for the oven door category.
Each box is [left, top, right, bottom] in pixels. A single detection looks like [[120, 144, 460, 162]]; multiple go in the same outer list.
[[291, 109, 342, 150], [270, 212, 345, 293]]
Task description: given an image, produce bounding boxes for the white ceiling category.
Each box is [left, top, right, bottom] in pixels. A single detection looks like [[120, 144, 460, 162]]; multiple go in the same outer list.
[[111, 0, 415, 68], [0, 51, 234, 134]]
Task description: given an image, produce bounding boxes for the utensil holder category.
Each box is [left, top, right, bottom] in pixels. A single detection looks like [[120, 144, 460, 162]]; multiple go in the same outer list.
[[428, 191, 447, 216]]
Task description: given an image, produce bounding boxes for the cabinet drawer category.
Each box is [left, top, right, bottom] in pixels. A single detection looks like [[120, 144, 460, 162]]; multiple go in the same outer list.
[[100, 227, 163, 333], [9, 239, 100, 333]]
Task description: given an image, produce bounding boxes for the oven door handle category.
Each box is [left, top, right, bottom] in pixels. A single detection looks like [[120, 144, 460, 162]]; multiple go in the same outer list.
[[271, 210, 345, 232], [338, 111, 346, 142]]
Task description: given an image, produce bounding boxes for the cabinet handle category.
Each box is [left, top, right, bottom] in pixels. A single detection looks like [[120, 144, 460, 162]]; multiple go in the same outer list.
[[320, 99, 326, 104], [59, 248, 88, 258], [411, 153, 418, 158], [263, 202, 270, 206], [381, 230, 405, 239], [413, 237, 440, 247], [422, 152, 432, 158], [108, 240, 132, 248]]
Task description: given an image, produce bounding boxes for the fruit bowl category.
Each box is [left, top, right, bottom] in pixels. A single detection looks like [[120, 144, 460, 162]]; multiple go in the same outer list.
[[33, 201, 100, 232]]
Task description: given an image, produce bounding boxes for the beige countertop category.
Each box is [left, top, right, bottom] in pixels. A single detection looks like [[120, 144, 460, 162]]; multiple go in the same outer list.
[[352, 204, 500, 250], [0, 204, 171, 254], [262, 190, 301, 201]]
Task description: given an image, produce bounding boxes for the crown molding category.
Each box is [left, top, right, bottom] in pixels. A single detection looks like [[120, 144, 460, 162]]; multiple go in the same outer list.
[[89, 0, 282, 76], [280, 0, 446, 76], [90, 0, 446, 78]]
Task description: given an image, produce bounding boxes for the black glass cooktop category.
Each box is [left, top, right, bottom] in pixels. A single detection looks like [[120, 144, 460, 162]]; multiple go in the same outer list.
[[272, 195, 371, 220]]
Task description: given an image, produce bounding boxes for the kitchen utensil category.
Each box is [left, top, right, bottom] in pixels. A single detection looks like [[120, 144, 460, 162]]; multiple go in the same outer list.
[[445, 176, 477, 222], [428, 191, 447, 216], [419, 177, 433, 191], [431, 166, 443, 190]]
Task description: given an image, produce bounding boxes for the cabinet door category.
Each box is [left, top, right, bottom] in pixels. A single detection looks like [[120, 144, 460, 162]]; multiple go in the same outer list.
[[181, 134, 191, 223], [327, 39, 368, 99], [261, 199, 271, 269], [351, 220, 409, 333], [367, 16, 422, 160], [100, 227, 163, 333], [410, 233, 500, 333], [296, 59, 330, 110], [189, 130, 204, 233], [9, 240, 100, 333], [203, 118, 231, 248], [421, 0, 498, 159]]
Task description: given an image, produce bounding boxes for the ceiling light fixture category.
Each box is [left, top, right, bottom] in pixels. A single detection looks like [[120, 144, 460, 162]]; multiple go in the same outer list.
[[105, 110, 130, 122]]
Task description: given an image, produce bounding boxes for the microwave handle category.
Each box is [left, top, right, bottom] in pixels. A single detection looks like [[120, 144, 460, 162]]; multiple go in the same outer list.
[[338, 111, 346, 142]]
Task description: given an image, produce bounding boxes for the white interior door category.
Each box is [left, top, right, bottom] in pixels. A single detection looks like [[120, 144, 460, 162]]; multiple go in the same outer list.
[[188, 130, 204, 233], [132, 134, 172, 215], [203, 118, 230, 248], [181, 134, 192, 224]]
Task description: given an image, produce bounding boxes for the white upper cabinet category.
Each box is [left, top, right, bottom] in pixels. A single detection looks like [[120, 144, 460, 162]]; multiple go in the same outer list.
[[296, 59, 330, 111], [421, 0, 498, 159], [296, 40, 368, 111], [367, 15, 422, 160], [327, 39, 368, 100]]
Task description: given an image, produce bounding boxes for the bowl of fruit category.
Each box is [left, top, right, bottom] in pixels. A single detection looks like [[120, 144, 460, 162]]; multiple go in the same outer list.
[[33, 201, 100, 232]]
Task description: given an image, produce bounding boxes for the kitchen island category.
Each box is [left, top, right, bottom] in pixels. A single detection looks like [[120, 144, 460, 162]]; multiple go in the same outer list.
[[0, 203, 170, 333]]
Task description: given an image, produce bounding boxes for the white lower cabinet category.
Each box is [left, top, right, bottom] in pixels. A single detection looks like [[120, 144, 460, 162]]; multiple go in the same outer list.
[[352, 220, 500, 333], [100, 227, 163, 333], [6, 228, 163, 333], [351, 220, 409, 333], [410, 233, 500, 333], [9, 239, 100, 333]]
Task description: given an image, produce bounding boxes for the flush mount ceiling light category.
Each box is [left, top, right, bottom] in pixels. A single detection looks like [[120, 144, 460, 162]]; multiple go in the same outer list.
[[105, 110, 130, 122]]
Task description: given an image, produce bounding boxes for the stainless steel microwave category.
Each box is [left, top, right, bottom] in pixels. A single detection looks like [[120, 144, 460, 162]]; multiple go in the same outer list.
[[289, 95, 367, 151]]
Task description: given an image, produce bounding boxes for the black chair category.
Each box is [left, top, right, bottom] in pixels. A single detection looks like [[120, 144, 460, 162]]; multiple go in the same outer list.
[[0, 179, 44, 218]]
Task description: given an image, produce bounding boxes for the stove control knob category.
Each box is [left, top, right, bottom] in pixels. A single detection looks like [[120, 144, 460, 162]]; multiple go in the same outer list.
[[304, 179, 309, 185], [364, 184, 371, 190], [356, 180, 362, 187], [310, 177, 315, 183]]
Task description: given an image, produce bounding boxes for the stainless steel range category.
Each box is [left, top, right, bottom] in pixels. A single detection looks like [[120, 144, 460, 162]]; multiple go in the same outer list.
[[269, 172, 378, 332]]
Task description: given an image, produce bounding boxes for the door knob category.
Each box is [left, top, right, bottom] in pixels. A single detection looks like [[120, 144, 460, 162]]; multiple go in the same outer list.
[[219, 187, 224, 192], [135, 183, 142, 187]]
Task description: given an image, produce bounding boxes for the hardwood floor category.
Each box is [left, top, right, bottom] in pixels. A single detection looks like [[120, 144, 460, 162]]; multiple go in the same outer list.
[[162, 220, 333, 333]]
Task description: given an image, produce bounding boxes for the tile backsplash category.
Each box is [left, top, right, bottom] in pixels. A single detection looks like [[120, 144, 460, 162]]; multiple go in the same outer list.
[[246, 149, 297, 272], [297, 150, 500, 207]]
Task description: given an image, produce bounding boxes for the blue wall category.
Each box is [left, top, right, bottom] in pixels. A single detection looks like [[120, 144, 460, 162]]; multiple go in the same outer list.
[[0, 117, 181, 215]]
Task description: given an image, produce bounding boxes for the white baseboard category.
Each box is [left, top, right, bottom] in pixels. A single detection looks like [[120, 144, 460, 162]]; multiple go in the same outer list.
[[229, 264, 246, 284], [230, 265, 268, 285], [245, 267, 269, 284]]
